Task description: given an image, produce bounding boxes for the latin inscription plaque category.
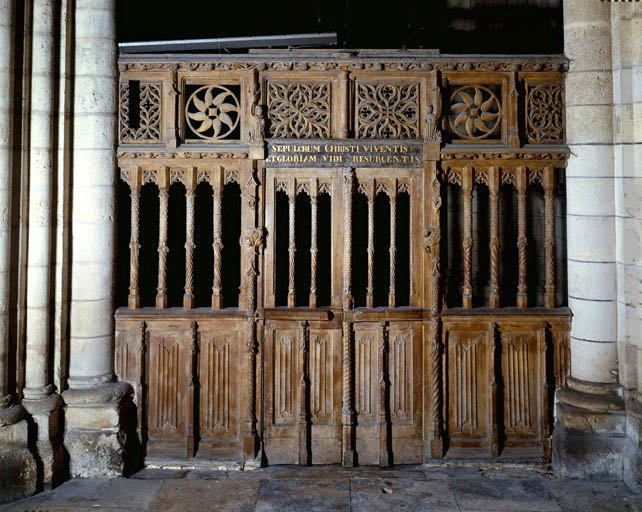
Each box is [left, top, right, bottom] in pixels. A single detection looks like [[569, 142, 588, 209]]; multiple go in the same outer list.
[[265, 140, 423, 168]]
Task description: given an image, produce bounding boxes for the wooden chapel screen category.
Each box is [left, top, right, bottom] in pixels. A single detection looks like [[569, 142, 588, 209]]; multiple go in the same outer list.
[[115, 51, 570, 467]]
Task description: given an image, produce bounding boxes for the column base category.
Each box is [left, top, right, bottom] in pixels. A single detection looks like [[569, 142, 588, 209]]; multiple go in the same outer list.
[[552, 378, 626, 480], [22, 393, 64, 489], [62, 381, 133, 478], [0, 414, 38, 504], [624, 400, 642, 493]]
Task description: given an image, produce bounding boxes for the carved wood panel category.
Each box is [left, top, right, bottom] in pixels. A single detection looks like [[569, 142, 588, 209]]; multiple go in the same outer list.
[[145, 323, 193, 456], [501, 330, 538, 438], [446, 329, 490, 443], [354, 329, 379, 424], [309, 330, 333, 425], [198, 329, 241, 443], [273, 330, 297, 426]]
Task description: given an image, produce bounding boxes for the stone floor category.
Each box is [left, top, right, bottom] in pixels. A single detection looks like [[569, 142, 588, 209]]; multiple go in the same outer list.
[[2, 463, 641, 512]]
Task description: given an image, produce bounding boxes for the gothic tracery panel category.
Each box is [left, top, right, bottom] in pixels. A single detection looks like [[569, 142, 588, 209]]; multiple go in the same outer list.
[[267, 82, 331, 138], [119, 81, 162, 143], [274, 331, 297, 425], [526, 84, 564, 143], [356, 82, 420, 139]]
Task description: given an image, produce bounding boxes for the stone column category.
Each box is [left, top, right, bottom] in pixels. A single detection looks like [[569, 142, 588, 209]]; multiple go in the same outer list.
[[62, 0, 131, 478], [0, 0, 37, 504], [553, 0, 625, 479], [22, 0, 63, 486], [612, 3, 642, 492]]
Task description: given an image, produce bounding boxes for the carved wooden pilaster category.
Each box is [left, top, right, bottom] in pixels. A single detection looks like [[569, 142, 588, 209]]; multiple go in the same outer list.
[[341, 319, 355, 467], [156, 167, 169, 309], [389, 180, 397, 308], [508, 73, 520, 148], [211, 167, 223, 309], [378, 322, 391, 467], [127, 167, 142, 309], [540, 322, 551, 458], [288, 177, 296, 308], [462, 166, 473, 308], [516, 166, 528, 308], [366, 180, 375, 308], [488, 322, 499, 457], [186, 321, 197, 458], [543, 166, 556, 308], [243, 227, 263, 463], [298, 321, 310, 465], [489, 167, 500, 308], [342, 168, 354, 310], [424, 226, 444, 459], [338, 67, 349, 138], [310, 179, 318, 308], [183, 167, 196, 309]]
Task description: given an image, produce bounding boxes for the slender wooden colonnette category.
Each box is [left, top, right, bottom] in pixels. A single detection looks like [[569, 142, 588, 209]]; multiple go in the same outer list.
[[115, 50, 571, 468]]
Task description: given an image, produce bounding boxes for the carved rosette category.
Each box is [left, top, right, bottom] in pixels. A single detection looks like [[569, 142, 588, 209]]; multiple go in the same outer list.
[[448, 86, 500, 141], [185, 85, 240, 141]]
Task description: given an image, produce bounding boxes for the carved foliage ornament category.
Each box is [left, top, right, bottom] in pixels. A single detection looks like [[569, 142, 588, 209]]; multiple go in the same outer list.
[[267, 82, 331, 138], [526, 85, 564, 142], [356, 82, 420, 139], [119, 81, 162, 143], [449, 86, 500, 140], [185, 85, 240, 141]]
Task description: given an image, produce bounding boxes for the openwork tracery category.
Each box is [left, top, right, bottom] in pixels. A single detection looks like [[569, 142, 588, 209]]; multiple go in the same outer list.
[[267, 82, 331, 138], [526, 84, 564, 142], [356, 82, 420, 139]]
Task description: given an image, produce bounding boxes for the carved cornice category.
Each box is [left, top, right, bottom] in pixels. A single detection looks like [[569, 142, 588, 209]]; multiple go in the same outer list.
[[119, 60, 568, 74]]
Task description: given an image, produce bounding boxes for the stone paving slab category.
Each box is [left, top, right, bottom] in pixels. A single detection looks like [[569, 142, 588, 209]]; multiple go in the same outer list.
[[351, 477, 459, 511], [3, 464, 642, 512], [449, 478, 562, 512], [148, 478, 259, 512], [547, 479, 642, 512], [255, 478, 350, 512]]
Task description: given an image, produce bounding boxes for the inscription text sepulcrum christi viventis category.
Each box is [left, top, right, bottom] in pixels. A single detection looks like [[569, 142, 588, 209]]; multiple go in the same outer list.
[[265, 140, 423, 167]]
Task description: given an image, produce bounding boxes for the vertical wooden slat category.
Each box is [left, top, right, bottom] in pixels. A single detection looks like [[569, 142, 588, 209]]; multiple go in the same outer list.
[[298, 321, 310, 465], [212, 166, 223, 309], [366, 180, 375, 308], [338, 68, 349, 138], [288, 178, 296, 308], [389, 181, 397, 308], [156, 167, 169, 309], [378, 322, 391, 467], [462, 167, 473, 308], [183, 167, 196, 309], [489, 167, 500, 308], [516, 166, 528, 309], [128, 166, 141, 309], [310, 179, 318, 308], [543, 166, 556, 308]]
